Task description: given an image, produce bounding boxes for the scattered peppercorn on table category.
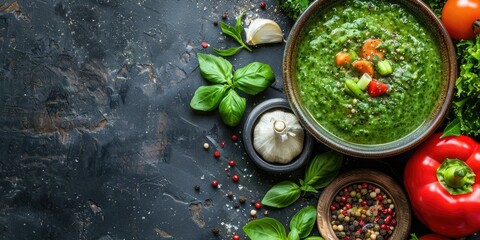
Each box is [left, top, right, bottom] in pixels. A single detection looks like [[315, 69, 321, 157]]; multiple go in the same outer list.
[[0, 0, 479, 240]]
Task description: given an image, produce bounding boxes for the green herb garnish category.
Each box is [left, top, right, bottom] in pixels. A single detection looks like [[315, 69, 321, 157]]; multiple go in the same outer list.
[[261, 151, 343, 208], [243, 206, 323, 240], [214, 14, 252, 57], [190, 53, 274, 126]]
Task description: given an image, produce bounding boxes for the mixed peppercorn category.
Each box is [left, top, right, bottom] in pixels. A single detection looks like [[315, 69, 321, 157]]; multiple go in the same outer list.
[[330, 182, 396, 240]]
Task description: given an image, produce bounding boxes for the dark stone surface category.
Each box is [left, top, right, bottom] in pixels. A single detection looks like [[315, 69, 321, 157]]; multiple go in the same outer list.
[[0, 0, 478, 239]]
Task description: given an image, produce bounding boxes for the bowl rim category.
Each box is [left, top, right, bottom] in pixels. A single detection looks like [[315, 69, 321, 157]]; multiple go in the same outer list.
[[282, 0, 457, 158], [242, 98, 315, 173], [316, 169, 411, 239]]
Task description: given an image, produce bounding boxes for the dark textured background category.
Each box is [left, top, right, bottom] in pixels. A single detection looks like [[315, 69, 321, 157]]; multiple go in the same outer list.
[[0, 0, 478, 239]]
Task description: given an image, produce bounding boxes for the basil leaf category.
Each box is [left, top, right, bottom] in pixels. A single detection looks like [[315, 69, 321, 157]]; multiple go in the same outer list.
[[243, 217, 287, 240], [287, 228, 300, 240], [304, 151, 343, 189], [300, 184, 317, 193], [304, 237, 324, 240], [219, 21, 242, 43], [213, 46, 244, 57], [197, 53, 233, 84], [289, 206, 316, 239], [234, 62, 275, 95], [441, 118, 462, 138], [190, 84, 227, 111], [219, 89, 246, 126], [235, 13, 244, 37], [299, 178, 305, 186], [261, 181, 301, 208]]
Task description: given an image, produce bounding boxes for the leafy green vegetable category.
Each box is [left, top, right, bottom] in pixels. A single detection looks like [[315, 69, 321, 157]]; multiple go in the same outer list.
[[213, 46, 243, 57], [262, 151, 343, 208], [410, 233, 420, 240], [190, 54, 274, 126], [423, 0, 446, 18], [219, 89, 246, 126], [303, 151, 343, 189], [449, 35, 480, 137], [190, 85, 228, 111], [234, 62, 275, 95], [243, 217, 287, 240], [214, 14, 251, 56], [441, 118, 461, 138], [278, 0, 314, 21], [289, 206, 316, 239], [219, 21, 243, 44], [197, 53, 233, 84], [286, 228, 299, 240], [243, 206, 321, 240], [261, 181, 301, 208]]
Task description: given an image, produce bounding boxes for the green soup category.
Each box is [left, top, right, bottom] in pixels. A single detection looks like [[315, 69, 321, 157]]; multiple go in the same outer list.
[[295, 0, 443, 144]]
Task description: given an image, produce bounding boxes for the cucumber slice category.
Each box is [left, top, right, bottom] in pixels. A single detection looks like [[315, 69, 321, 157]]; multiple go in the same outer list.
[[345, 79, 364, 98], [356, 73, 372, 90]]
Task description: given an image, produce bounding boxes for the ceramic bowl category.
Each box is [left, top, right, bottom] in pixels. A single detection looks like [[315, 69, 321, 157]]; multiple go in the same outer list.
[[317, 169, 411, 239], [283, 0, 457, 158], [243, 98, 315, 173]]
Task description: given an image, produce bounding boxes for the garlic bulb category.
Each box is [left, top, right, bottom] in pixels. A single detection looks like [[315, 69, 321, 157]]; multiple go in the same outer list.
[[253, 110, 304, 164], [245, 18, 283, 45]]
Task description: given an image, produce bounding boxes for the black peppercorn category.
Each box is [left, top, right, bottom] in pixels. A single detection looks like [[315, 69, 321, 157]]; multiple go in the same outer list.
[[211, 227, 220, 235]]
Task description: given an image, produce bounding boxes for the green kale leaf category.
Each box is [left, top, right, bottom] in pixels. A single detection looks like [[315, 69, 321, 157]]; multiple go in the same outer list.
[[423, 0, 446, 18], [452, 35, 480, 137], [278, 0, 314, 21]]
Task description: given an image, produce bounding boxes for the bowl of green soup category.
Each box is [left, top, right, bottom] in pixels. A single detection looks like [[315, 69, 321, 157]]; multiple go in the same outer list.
[[283, 0, 457, 158]]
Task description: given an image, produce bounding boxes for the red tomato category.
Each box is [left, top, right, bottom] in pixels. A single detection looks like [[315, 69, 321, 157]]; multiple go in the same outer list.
[[441, 0, 480, 40], [419, 234, 451, 240]]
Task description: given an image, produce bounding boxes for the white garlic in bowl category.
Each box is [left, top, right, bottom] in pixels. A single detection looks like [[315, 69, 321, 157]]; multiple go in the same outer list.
[[243, 98, 315, 173], [253, 110, 304, 164]]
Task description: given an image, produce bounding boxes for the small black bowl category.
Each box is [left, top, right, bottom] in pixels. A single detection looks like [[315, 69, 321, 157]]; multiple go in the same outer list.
[[243, 98, 315, 173]]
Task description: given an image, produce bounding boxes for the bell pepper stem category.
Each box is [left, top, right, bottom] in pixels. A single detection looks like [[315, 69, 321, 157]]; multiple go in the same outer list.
[[436, 159, 476, 195], [444, 166, 467, 188], [454, 168, 466, 178]]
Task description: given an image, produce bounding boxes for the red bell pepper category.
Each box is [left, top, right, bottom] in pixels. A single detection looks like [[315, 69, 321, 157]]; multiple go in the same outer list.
[[411, 233, 451, 240], [404, 132, 480, 238]]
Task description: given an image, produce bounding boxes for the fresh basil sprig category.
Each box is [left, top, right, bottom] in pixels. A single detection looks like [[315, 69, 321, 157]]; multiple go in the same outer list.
[[243, 206, 323, 240], [262, 151, 343, 208], [214, 14, 252, 57], [190, 53, 274, 126]]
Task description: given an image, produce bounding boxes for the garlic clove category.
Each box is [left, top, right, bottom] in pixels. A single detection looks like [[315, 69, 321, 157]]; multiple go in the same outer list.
[[245, 18, 284, 46]]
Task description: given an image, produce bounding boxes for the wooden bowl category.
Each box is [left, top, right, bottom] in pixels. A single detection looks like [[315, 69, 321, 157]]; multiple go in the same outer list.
[[317, 169, 411, 239], [283, 0, 457, 158]]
